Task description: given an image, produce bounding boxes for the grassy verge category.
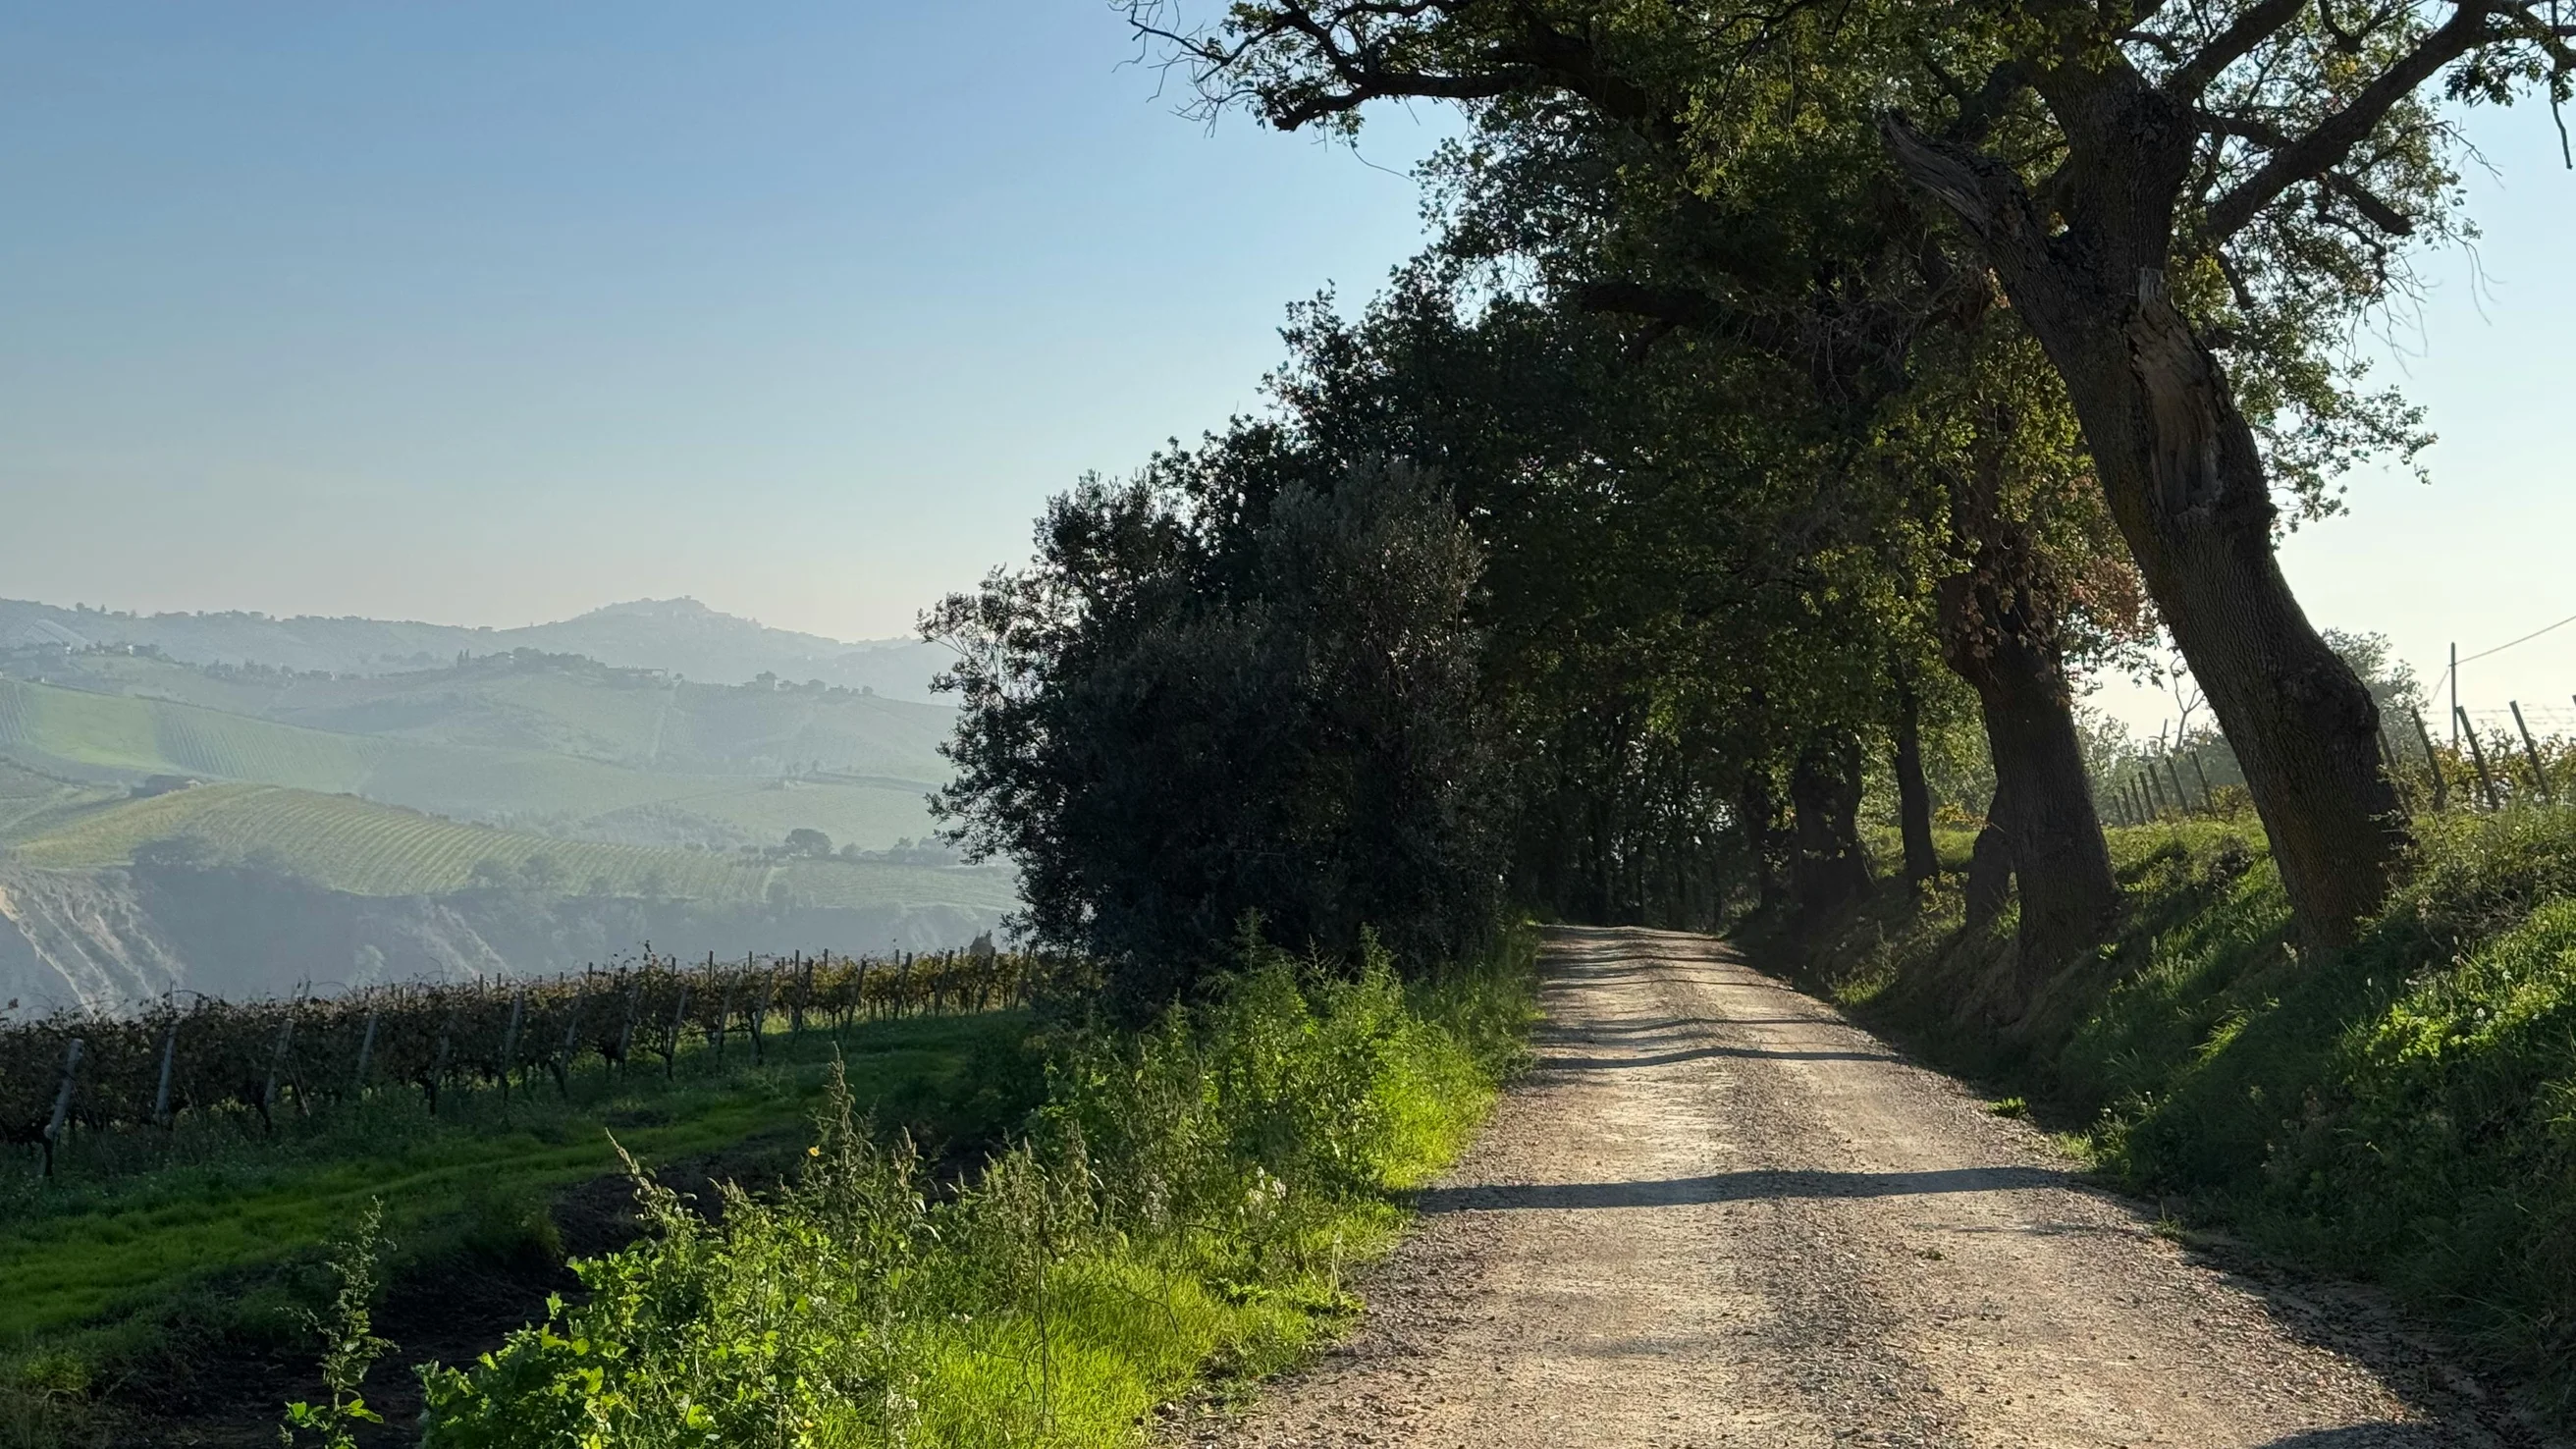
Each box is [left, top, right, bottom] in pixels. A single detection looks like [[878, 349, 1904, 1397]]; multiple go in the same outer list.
[[1778, 812, 2576, 1418], [1, 1012, 1039, 1448], [417, 930, 1537, 1448]]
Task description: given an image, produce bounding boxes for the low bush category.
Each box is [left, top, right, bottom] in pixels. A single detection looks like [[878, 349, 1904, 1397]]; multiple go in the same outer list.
[[415, 930, 1534, 1447]]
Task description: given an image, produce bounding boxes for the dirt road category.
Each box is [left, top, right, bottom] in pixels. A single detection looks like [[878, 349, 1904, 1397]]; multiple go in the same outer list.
[[1184, 927, 2534, 1448]]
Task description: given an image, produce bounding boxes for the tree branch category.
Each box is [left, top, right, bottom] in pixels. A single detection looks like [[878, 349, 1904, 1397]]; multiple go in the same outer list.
[[2170, 0, 2312, 96], [2323, 170, 2418, 234], [2203, 0, 2496, 240]]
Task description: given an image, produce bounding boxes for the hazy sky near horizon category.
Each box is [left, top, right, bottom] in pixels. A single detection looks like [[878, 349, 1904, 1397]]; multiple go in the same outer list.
[[4, 3, 2573, 737]]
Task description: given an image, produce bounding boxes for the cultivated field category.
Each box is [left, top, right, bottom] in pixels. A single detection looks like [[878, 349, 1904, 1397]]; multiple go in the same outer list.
[[0, 677, 943, 851], [3, 783, 1017, 910]]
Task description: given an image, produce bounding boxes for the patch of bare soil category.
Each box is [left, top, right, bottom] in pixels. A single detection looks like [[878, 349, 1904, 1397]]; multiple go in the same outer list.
[[1175, 927, 2555, 1449]]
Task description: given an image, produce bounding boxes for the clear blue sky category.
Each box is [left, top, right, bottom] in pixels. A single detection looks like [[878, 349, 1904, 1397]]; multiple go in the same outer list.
[[2, 5, 2571, 737], [0, 3, 1448, 639]]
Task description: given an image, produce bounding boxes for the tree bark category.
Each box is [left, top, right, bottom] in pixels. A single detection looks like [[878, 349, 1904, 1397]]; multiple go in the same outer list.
[[1936, 463, 2121, 976], [1789, 731, 1874, 925], [1881, 107, 2404, 946], [1892, 669, 1942, 887], [1963, 795, 2014, 935], [1943, 611, 2120, 976], [1738, 769, 1789, 914]]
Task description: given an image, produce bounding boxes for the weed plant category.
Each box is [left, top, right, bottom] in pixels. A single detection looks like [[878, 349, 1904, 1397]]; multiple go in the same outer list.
[[1786, 810, 2576, 1416], [416, 930, 1534, 1448], [0, 1012, 1030, 1448]]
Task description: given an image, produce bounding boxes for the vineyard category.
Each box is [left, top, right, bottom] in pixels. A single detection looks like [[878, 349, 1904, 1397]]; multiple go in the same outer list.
[[13, 650, 958, 780], [0, 676, 940, 851], [3, 783, 1018, 910], [0, 943, 1066, 1177]]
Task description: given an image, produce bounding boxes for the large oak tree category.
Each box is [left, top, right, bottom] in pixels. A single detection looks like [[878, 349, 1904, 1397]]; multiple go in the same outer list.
[[1132, 0, 2524, 944]]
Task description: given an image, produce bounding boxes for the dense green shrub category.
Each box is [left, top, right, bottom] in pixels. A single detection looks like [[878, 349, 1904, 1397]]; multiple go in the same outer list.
[[416, 932, 1532, 1447], [926, 459, 1508, 1011]]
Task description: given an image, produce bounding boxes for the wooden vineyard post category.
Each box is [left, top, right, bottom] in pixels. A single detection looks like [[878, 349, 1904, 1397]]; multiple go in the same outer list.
[[152, 1016, 180, 1128], [42, 1038, 83, 1178], [713, 965, 735, 1064], [2139, 769, 2164, 818], [260, 1008, 298, 1131], [2163, 757, 2192, 817], [666, 978, 691, 1081], [2458, 708, 2503, 810], [749, 966, 772, 1065], [2190, 755, 2217, 816], [429, 1004, 459, 1115], [849, 955, 871, 1030], [352, 1007, 380, 1094], [553, 985, 587, 1099], [2412, 709, 2449, 811], [2510, 702, 2554, 805], [616, 974, 641, 1074], [895, 952, 913, 1019], [498, 988, 526, 1104]]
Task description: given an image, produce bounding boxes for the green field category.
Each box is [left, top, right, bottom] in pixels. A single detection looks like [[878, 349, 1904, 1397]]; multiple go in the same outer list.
[[16, 652, 955, 779], [0, 677, 940, 851], [4, 783, 1017, 911], [0, 1011, 1037, 1445]]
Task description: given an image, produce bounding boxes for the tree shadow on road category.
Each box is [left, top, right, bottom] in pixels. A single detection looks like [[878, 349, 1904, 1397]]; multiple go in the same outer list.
[[1417, 1164, 2068, 1212], [1537, 1044, 1902, 1068], [2254, 1429, 2463, 1447]]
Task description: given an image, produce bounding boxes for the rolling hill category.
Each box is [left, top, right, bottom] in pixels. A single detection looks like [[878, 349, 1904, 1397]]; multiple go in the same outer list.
[[0, 676, 942, 851], [0, 595, 955, 700], [11, 647, 957, 778], [0, 599, 1011, 1006], [4, 783, 1015, 913]]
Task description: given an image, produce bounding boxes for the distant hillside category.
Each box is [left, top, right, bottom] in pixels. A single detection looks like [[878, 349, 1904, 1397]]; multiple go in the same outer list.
[[5, 648, 955, 779], [0, 676, 942, 851], [0, 595, 956, 701], [6, 783, 1014, 913]]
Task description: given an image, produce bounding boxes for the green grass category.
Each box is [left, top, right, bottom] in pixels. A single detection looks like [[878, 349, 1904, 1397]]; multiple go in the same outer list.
[[3, 783, 1016, 911], [1786, 808, 2576, 1418], [0, 678, 942, 852], [415, 932, 1537, 1448], [0, 1011, 1037, 1443]]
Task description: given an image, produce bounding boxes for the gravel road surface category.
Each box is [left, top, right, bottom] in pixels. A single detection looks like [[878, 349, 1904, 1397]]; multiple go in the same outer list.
[[1178, 927, 2542, 1448]]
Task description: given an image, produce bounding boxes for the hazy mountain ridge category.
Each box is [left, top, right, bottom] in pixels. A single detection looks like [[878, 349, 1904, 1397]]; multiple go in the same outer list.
[[0, 595, 955, 702], [0, 598, 1005, 1002]]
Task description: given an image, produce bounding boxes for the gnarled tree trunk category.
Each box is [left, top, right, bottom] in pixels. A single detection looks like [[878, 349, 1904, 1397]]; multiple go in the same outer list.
[[1891, 668, 1941, 887], [1789, 731, 1874, 925], [1738, 769, 1789, 914], [1941, 578, 2119, 976], [1936, 424, 2121, 977], [1882, 108, 2403, 945], [1963, 795, 2015, 935]]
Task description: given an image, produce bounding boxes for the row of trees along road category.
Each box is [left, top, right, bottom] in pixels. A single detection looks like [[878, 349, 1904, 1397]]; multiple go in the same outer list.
[[1114, 0, 2572, 950], [927, 0, 2568, 1008]]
